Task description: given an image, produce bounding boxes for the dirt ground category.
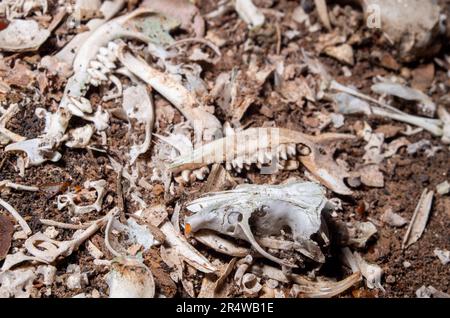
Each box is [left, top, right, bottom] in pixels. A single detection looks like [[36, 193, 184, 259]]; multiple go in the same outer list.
[[0, 0, 449, 298]]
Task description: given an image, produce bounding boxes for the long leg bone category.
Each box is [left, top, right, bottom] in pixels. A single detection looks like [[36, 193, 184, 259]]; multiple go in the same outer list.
[[117, 47, 223, 144]]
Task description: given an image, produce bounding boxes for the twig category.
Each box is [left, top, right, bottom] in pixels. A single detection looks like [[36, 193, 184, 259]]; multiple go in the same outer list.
[[116, 167, 126, 223], [275, 22, 281, 55]]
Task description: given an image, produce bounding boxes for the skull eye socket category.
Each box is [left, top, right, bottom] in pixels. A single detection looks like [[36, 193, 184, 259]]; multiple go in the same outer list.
[[227, 211, 243, 224]]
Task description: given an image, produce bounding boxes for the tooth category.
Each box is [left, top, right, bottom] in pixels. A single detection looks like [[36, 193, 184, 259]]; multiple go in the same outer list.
[[256, 162, 262, 169], [283, 160, 299, 171], [225, 162, 232, 170], [278, 145, 287, 160], [193, 167, 209, 180], [68, 96, 92, 114], [264, 151, 272, 162], [181, 170, 191, 182], [174, 175, 184, 184], [287, 144, 296, 157], [66, 103, 85, 117], [235, 156, 243, 169], [193, 169, 203, 180], [244, 163, 252, 170], [89, 60, 109, 74], [251, 153, 258, 164], [87, 68, 108, 82], [257, 151, 265, 164], [223, 122, 235, 136], [189, 172, 197, 183], [200, 166, 210, 174], [99, 47, 109, 56], [90, 78, 101, 87], [96, 54, 116, 69], [108, 41, 119, 53]]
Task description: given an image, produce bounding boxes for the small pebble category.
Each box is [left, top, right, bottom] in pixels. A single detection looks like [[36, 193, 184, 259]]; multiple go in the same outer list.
[[436, 181, 450, 195], [403, 261, 412, 268], [386, 275, 396, 284]]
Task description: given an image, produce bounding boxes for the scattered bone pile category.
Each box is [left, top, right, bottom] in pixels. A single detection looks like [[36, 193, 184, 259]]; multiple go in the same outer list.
[[0, 0, 449, 298]]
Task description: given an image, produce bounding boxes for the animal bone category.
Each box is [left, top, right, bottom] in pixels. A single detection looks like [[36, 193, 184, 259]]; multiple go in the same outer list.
[[185, 182, 331, 267], [289, 272, 362, 298], [61, 9, 155, 108], [241, 273, 262, 297], [0, 180, 38, 192], [438, 106, 450, 144], [371, 81, 436, 117], [314, 0, 331, 30], [234, 255, 253, 286], [117, 47, 223, 144], [346, 221, 378, 248], [381, 208, 407, 228], [416, 285, 450, 298], [160, 221, 217, 274], [331, 82, 444, 137], [125, 218, 160, 250], [70, 0, 102, 22], [0, 19, 50, 52], [168, 127, 354, 195], [57, 180, 107, 215], [0, 268, 37, 298], [402, 189, 434, 249], [65, 125, 94, 148], [1, 251, 44, 271], [55, 0, 126, 65], [0, 0, 47, 20], [14, 9, 157, 166], [341, 247, 385, 291], [198, 258, 237, 298], [192, 230, 250, 257], [234, 0, 265, 29], [249, 263, 362, 298], [0, 103, 25, 145], [5, 138, 62, 167], [122, 84, 155, 164], [107, 257, 155, 298], [0, 198, 32, 236]]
